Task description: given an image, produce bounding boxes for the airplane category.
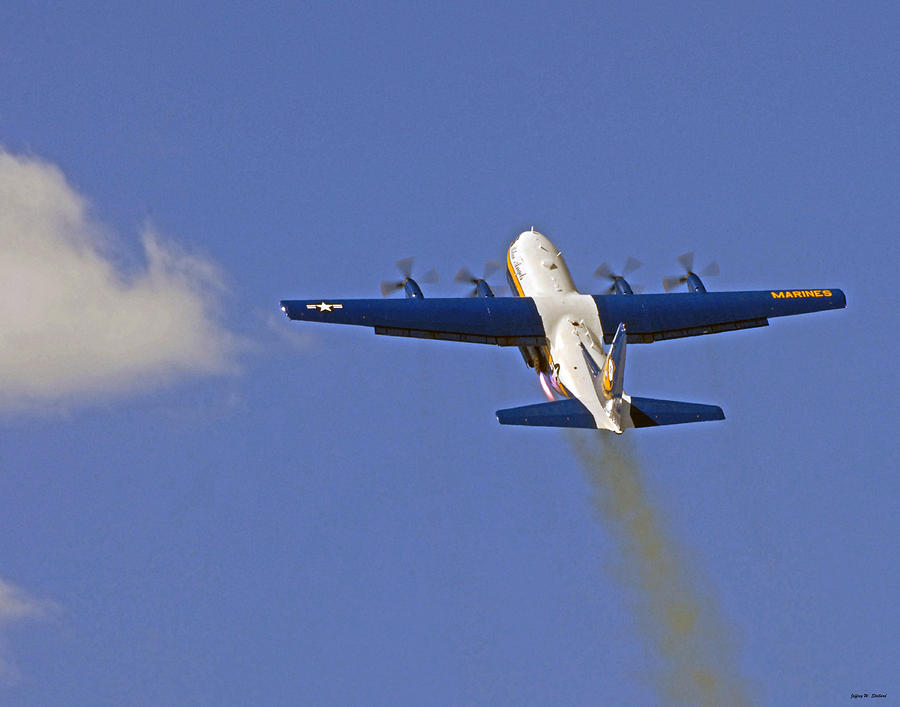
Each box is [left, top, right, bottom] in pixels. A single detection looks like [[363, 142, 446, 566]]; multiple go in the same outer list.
[[281, 228, 846, 432]]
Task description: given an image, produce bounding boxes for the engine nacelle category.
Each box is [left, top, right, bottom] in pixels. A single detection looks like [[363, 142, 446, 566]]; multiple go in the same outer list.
[[474, 280, 496, 297], [403, 279, 425, 298], [613, 278, 634, 295], [685, 273, 707, 293]]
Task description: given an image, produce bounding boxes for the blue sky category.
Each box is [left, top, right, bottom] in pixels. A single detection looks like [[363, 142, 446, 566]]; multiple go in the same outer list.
[[2, 2, 898, 704]]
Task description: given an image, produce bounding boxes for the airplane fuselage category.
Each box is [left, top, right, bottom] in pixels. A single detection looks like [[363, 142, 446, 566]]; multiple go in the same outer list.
[[506, 229, 627, 432]]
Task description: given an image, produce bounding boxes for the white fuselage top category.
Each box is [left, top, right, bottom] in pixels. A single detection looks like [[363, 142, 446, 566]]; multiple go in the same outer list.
[[507, 229, 623, 431]]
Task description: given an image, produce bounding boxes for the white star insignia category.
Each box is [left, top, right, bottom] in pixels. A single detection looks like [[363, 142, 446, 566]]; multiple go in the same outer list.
[[307, 302, 343, 312]]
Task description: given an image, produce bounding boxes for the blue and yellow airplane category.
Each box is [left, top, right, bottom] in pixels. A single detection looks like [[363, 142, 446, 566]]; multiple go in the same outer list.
[[281, 229, 845, 432]]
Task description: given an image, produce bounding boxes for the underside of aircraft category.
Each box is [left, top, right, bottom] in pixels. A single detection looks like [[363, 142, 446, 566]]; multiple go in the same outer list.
[[282, 229, 845, 432]]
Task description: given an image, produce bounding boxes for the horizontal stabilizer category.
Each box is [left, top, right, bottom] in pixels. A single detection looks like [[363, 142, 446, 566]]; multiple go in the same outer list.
[[629, 396, 725, 427], [497, 399, 596, 429]]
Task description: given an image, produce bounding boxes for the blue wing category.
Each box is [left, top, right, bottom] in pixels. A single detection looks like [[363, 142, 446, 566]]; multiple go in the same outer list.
[[280, 297, 546, 346], [593, 288, 846, 344], [281, 288, 845, 347]]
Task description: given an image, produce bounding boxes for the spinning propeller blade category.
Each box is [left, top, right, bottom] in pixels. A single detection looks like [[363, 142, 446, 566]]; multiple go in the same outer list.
[[594, 258, 643, 293], [380, 258, 438, 296], [663, 252, 719, 291], [454, 260, 505, 296]]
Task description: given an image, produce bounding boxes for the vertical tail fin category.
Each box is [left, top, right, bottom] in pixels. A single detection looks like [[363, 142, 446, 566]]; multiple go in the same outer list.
[[601, 322, 626, 399], [579, 322, 628, 432], [582, 322, 627, 400]]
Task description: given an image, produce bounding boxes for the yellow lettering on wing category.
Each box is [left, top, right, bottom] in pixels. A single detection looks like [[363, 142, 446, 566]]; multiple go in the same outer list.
[[771, 289, 833, 299]]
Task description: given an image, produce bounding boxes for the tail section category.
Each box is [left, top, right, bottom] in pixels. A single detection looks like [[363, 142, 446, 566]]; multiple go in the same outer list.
[[601, 321, 626, 399], [580, 322, 628, 431], [497, 322, 725, 431], [581, 321, 626, 399]]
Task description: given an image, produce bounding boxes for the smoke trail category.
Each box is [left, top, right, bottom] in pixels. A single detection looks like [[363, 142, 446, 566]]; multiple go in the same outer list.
[[568, 432, 751, 706]]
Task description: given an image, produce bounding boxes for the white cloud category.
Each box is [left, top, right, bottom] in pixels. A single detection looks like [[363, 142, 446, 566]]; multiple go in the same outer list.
[[0, 578, 53, 622], [0, 149, 239, 409], [0, 577, 58, 685]]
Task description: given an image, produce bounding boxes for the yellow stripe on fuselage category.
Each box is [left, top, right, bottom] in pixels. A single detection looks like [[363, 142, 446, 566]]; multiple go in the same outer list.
[[546, 349, 571, 398], [507, 248, 525, 297], [508, 240, 570, 398]]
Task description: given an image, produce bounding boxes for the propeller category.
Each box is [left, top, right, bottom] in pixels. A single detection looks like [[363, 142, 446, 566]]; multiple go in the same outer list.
[[380, 257, 438, 296], [662, 252, 720, 292], [593, 257, 643, 294], [454, 260, 506, 296]]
